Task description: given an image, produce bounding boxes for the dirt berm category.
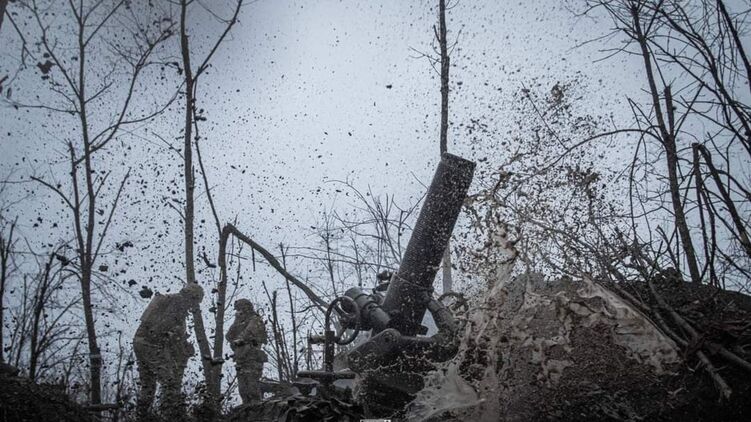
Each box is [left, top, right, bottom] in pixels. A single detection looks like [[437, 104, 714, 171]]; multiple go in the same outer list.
[[407, 273, 751, 421]]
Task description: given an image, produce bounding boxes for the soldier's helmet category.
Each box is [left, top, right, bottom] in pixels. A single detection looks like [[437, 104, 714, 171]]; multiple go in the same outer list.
[[180, 282, 204, 305], [234, 299, 254, 313]]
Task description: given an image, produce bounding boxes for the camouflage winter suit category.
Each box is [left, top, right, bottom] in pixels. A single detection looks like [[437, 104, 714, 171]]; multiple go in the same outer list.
[[133, 283, 203, 419], [227, 299, 268, 405]]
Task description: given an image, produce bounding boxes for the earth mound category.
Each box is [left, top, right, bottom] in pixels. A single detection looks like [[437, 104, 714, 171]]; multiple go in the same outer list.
[[0, 371, 94, 422], [407, 273, 751, 421]]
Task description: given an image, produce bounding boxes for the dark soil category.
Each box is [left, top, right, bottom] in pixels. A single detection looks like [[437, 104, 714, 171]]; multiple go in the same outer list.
[[0, 373, 94, 422], [224, 391, 364, 422], [536, 323, 751, 421], [591, 275, 751, 422]]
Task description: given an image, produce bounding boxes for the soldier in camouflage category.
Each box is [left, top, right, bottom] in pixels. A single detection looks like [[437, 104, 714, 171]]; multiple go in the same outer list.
[[227, 299, 268, 405], [133, 283, 203, 419]]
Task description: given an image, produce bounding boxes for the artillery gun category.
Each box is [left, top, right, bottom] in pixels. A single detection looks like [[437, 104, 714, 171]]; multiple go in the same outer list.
[[298, 153, 475, 417]]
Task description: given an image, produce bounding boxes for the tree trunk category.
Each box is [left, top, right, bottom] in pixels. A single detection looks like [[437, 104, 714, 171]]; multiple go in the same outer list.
[[269, 290, 287, 381], [280, 245, 298, 377], [437, 0, 453, 293], [0, 254, 4, 365], [29, 258, 52, 380], [77, 18, 103, 403], [664, 135, 701, 282], [630, 6, 701, 283], [179, 0, 221, 407], [438, 0, 449, 156], [81, 271, 102, 404], [210, 226, 231, 401], [0, 220, 15, 364], [695, 144, 751, 259], [0, 0, 8, 33]]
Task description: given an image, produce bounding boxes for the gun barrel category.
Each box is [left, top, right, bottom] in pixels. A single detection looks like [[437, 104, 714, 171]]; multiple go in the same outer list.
[[380, 153, 475, 336]]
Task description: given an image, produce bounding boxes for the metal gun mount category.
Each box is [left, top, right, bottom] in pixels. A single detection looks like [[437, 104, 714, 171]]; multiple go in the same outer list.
[[298, 153, 475, 417]]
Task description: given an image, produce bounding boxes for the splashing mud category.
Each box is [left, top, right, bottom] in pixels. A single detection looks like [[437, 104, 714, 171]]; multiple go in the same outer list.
[[406, 270, 511, 421], [407, 273, 681, 421]]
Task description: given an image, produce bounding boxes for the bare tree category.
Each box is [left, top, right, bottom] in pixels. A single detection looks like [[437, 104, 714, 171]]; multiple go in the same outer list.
[[0, 172, 27, 366], [289, 181, 421, 295], [409, 1, 461, 292], [4, 241, 84, 384], [7, 0, 175, 404], [279, 244, 299, 378], [175, 0, 243, 409], [437, 0, 450, 157], [432, 0, 461, 293], [0, 216, 17, 364], [470, 1, 751, 293], [107, 331, 137, 421], [580, 0, 751, 289]]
